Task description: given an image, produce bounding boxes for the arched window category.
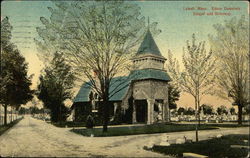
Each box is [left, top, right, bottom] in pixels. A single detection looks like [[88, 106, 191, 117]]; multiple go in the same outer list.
[[89, 91, 94, 100]]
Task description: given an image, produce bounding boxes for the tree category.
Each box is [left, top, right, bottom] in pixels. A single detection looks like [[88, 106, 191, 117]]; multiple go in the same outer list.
[[209, 16, 249, 124], [200, 104, 213, 115], [29, 97, 44, 115], [243, 104, 250, 115], [217, 105, 228, 115], [177, 107, 186, 115], [37, 52, 76, 122], [186, 107, 195, 115], [230, 107, 236, 115], [222, 107, 228, 115], [166, 34, 216, 142], [180, 34, 216, 123], [35, 1, 160, 132], [168, 84, 180, 121], [30, 106, 40, 115], [216, 107, 222, 115], [18, 107, 28, 115], [168, 84, 180, 110], [0, 16, 33, 125], [1, 17, 12, 47]]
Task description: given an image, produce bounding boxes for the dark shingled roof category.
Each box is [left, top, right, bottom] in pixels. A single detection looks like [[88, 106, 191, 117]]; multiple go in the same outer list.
[[137, 30, 162, 56], [73, 69, 171, 103], [74, 76, 130, 103], [73, 82, 92, 103]]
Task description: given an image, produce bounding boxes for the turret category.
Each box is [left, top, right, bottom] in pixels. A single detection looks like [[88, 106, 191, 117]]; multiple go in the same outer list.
[[132, 29, 166, 70]]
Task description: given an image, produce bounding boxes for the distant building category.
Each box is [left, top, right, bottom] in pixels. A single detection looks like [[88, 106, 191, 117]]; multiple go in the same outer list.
[[72, 29, 171, 124]]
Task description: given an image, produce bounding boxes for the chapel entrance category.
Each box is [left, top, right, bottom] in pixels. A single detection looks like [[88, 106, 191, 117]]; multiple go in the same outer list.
[[135, 100, 148, 123]]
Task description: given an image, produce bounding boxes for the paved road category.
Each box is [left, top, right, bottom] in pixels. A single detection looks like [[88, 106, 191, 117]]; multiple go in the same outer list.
[[0, 116, 249, 157]]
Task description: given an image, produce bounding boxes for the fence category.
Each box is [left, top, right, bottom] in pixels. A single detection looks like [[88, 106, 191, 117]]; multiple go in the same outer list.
[[0, 113, 22, 126]]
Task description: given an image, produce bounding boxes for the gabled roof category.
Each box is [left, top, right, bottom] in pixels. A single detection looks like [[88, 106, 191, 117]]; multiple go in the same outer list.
[[73, 76, 130, 103], [136, 30, 162, 56], [73, 82, 92, 102], [73, 69, 171, 103], [108, 76, 131, 101]]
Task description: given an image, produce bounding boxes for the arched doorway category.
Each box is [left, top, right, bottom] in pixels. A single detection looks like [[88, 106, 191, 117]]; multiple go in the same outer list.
[[135, 100, 148, 123]]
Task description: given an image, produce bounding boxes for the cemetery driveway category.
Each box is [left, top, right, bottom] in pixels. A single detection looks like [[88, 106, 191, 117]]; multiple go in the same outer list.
[[0, 116, 249, 157]]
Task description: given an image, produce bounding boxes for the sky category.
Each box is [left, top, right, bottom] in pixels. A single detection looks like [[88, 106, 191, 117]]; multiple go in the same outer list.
[[1, 0, 249, 109]]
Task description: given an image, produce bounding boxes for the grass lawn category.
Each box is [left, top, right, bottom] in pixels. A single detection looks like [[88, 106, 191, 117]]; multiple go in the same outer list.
[[150, 134, 249, 158], [53, 120, 250, 128], [71, 123, 218, 137], [205, 123, 249, 128], [53, 120, 250, 129], [52, 121, 86, 128], [0, 117, 23, 136]]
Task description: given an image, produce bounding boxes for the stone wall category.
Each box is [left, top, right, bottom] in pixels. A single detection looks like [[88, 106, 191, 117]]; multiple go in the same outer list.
[[132, 80, 169, 124], [133, 80, 168, 100]]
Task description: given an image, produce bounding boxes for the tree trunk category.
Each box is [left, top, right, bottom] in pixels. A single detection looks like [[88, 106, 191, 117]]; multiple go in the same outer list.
[[238, 105, 243, 125], [4, 104, 7, 126], [195, 97, 199, 142], [197, 92, 201, 126], [169, 108, 171, 122], [195, 123, 198, 142], [59, 105, 61, 124], [11, 106, 13, 123], [102, 99, 109, 133], [198, 108, 201, 126]]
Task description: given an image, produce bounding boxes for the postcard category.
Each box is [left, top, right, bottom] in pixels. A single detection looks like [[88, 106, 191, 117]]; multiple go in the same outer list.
[[0, 0, 249, 157]]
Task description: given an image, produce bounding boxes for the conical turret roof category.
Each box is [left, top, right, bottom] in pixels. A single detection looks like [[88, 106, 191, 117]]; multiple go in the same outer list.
[[136, 30, 162, 56]]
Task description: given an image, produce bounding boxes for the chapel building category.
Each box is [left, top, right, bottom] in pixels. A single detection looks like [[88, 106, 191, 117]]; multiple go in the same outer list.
[[72, 28, 171, 124]]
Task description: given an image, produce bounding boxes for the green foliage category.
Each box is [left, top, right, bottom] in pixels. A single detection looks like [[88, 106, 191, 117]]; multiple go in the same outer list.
[[186, 107, 195, 115], [177, 107, 186, 115], [177, 107, 196, 115], [1, 16, 12, 47], [173, 106, 197, 115], [217, 105, 228, 115], [230, 107, 236, 115], [1, 44, 33, 108], [0, 16, 33, 126], [29, 106, 44, 114], [1, 16, 33, 108], [168, 84, 180, 110], [18, 107, 27, 115], [37, 52, 76, 122], [200, 104, 214, 115]]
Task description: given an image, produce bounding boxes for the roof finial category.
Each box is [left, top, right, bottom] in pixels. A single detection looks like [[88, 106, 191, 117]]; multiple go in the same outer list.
[[147, 16, 150, 30]]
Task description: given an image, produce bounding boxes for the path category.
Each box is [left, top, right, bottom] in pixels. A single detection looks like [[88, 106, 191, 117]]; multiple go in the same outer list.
[[0, 116, 248, 157]]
